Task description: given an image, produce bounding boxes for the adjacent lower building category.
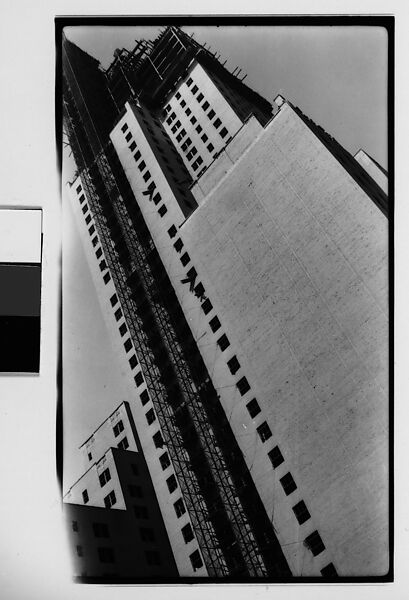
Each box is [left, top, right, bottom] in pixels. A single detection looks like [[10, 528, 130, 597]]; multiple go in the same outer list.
[[62, 25, 389, 580]]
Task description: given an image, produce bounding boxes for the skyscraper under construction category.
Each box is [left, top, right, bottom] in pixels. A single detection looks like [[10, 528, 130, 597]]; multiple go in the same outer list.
[[62, 25, 389, 581]]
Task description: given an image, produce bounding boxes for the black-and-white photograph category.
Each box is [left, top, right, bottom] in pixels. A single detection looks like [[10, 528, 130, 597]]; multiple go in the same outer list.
[[60, 19, 390, 583]]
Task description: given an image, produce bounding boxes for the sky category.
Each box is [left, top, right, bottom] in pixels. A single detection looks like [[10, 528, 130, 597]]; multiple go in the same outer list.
[[63, 24, 389, 491]]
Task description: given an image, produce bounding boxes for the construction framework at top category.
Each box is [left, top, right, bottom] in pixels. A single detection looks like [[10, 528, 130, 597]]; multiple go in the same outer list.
[[62, 25, 291, 578]]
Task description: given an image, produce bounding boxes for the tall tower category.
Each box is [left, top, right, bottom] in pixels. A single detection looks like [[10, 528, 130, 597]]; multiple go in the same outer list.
[[62, 26, 389, 580]]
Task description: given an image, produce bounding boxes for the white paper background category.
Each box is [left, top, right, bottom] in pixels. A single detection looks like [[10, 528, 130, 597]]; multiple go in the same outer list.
[[0, 2, 406, 599]]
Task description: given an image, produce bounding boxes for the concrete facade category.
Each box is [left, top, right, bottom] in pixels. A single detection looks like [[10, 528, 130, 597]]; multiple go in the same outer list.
[[111, 97, 388, 576]]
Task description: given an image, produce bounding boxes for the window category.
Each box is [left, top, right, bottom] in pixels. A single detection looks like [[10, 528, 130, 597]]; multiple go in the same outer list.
[[166, 474, 177, 493], [208, 109, 216, 119], [114, 307, 122, 321], [152, 192, 161, 205], [121, 123, 128, 133], [186, 147, 197, 160], [158, 205, 167, 217], [227, 356, 240, 375], [292, 500, 311, 525], [98, 547, 115, 563], [140, 390, 150, 406], [321, 563, 337, 577], [88, 225, 95, 235], [88, 452, 92, 461], [129, 141, 137, 151], [175, 91, 181, 99], [193, 156, 203, 170], [201, 133, 208, 143], [134, 150, 141, 161], [304, 530, 325, 556], [159, 452, 171, 470], [217, 334, 230, 351], [220, 127, 228, 138], [180, 99, 186, 108], [118, 436, 129, 450], [78, 194, 85, 204], [146, 408, 156, 425], [140, 527, 155, 542], [119, 323, 127, 336], [257, 421, 272, 442], [180, 252, 190, 267], [134, 505, 149, 519], [128, 484, 143, 498], [280, 472, 297, 496], [246, 398, 261, 419], [153, 431, 164, 448], [82, 204, 88, 214], [190, 549, 203, 571], [191, 84, 198, 94], [104, 490, 116, 508], [129, 355, 138, 369], [190, 115, 197, 124], [125, 132, 132, 142], [181, 523, 194, 544], [72, 520, 79, 532], [196, 124, 203, 134], [91, 236, 98, 247], [99, 468, 111, 487], [82, 490, 89, 504], [185, 108, 191, 116], [176, 129, 186, 142], [169, 111, 176, 122], [171, 123, 178, 134], [134, 371, 144, 386], [85, 215, 91, 225], [145, 550, 161, 565], [124, 338, 132, 353], [174, 498, 186, 518], [236, 376, 250, 396], [197, 92, 204, 102], [194, 282, 205, 298], [99, 260, 107, 272], [138, 160, 146, 172], [143, 170, 151, 182], [110, 293, 118, 307], [201, 298, 213, 315], [214, 118, 222, 128], [209, 316, 221, 333], [76, 184, 82, 194], [268, 446, 284, 468], [173, 238, 183, 252], [202, 100, 210, 111], [76, 545, 83, 557], [207, 143, 214, 152], [164, 104, 171, 113], [113, 420, 124, 437], [186, 77, 193, 87], [93, 522, 109, 538]]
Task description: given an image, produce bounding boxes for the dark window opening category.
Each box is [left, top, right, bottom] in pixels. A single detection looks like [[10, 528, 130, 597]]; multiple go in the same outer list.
[[99, 260, 107, 272], [220, 127, 228, 138], [129, 355, 138, 369], [173, 238, 183, 252], [201, 298, 213, 315], [146, 408, 156, 425], [237, 376, 250, 396], [104, 490, 116, 509], [158, 205, 167, 217], [202, 101, 210, 111], [121, 123, 128, 133], [181, 523, 194, 543], [159, 452, 171, 470], [304, 530, 326, 556], [134, 505, 149, 519], [82, 490, 89, 504], [207, 143, 214, 152], [76, 185, 82, 193], [72, 520, 79, 532], [174, 498, 186, 518], [209, 316, 221, 333], [190, 549, 203, 571], [246, 398, 261, 418], [166, 474, 177, 493], [134, 371, 144, 386], [227, 356, 240, 375], [257, 421, 272, 442], [114, 308, 122, 321], [99, 468, 111, 488], [214, 118, 222, 128], [292, 500, 311, 525], [197, 93, 204, 102], [180, 252, 190, 267], [124, 338, 132, 352], [110, 294, 118, 307], [128, 484, 143, 498], [125, 132, 132, 142], [217, 334, 230, 351], [280, 472, 297, 496], [119, 323, 127, 336], [192, 84, 198, 94], [85, 215, 91, 225], [140, 390, 149, 406], [153, 431, 164, 448], [93, 522, 109, 538], [113, 420, 124, 437], [321, 563, 338, 577], [268, 446, 284, 468], [129, 141, 137, 151], [118, 436, 129, 450], [208, 109, 216, 119]]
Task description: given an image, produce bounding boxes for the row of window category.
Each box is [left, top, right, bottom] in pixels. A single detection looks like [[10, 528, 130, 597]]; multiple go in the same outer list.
[[120, 123, 169, 219], [72, 520, 110, 539], [184, 76, 229, 139]]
